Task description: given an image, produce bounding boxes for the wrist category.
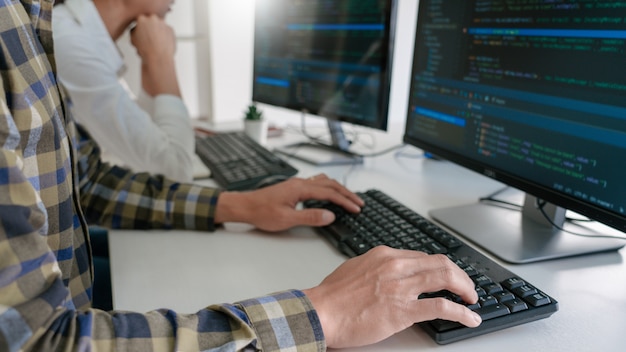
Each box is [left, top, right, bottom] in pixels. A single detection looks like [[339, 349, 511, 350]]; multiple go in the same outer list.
[[302, 287, 336, 347], [237, 290, 326, 351], [215, 191, 250, 224], [141, 57, 181, 97], [142, 53, 176, 70]]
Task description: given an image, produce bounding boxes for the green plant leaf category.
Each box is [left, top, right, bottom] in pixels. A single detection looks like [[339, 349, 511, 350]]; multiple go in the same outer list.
[[244, 103, 263, 120]]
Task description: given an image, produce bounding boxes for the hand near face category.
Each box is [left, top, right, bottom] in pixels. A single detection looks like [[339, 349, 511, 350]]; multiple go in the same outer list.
[[130, 15, 180, 97], [304, 246, 482, 348], [130, 14, 176, 63], [214, 174, 364, 232]]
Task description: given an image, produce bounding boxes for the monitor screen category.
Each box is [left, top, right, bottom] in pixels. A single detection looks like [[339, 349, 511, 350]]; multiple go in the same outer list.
[[252, 0, 396, 164], [403, 0, 626, 263]]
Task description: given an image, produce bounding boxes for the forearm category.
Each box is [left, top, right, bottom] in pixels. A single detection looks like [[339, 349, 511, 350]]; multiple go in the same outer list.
[[142, 54, 181, 97], [150, 94, 195, 182], [6, 289, 323, 352], [214, 191, 251, 224], [76, 125, 219, 231]]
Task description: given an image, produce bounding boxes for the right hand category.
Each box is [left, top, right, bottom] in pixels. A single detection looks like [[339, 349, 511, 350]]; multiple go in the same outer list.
[[303, 246, 482, 349], [130, 14, 176, 62], [214, 174, 364, 232], [130, 15, 180, 97]]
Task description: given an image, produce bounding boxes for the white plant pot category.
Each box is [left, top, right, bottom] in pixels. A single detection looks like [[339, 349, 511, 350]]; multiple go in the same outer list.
[[243, 119, 268, 145]]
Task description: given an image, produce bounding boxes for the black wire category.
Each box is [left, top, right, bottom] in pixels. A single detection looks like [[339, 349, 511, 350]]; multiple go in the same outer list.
[[479, 197, 523, 211], [356, 143, 406, 158], [479, 189, 626, 241], [299, 111, 328, 142], [479, 188, 591, 221], [536, 200, 626, 241], [478, 187, 523, 211], [480, 186, 513, 201], [341, 159, 360, 187]]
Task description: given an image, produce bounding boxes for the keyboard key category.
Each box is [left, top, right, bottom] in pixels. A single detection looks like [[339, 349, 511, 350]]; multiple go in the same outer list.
[[524, 292, 551, 307], [475, 304, 511, 320], [494, 291, 516, 303], [505, 299, 529, 313], [513, 285, 538, 298], [503, 277, 526, 290], [478, 295, 498, 307], [482, 283, 504, 295]]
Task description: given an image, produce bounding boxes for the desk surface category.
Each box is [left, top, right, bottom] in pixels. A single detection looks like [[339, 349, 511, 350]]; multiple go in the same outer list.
[[109, 127, 626, 351]]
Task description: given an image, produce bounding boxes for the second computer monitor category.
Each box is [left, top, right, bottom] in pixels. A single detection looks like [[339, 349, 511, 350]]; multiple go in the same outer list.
[[252, 0, 396, 164], [403, 0, 626, 263]]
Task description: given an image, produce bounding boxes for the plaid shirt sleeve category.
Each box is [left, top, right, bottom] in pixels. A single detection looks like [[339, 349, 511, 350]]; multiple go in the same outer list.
[[0, 1, 326, 351], [75, 123, 222, 231]]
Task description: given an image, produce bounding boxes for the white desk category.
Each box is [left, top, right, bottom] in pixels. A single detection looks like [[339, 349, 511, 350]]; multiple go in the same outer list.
[[109, 129, 626, 351]]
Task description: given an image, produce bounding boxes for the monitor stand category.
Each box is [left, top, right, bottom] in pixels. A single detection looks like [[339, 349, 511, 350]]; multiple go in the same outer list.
[[430, 193, 625, 264], [274, 119, 363, 166]]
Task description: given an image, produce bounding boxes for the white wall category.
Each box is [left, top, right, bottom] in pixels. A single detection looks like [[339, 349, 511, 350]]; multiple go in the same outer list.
[[206, 0, 255, 122], [121, 0, 420, 131]]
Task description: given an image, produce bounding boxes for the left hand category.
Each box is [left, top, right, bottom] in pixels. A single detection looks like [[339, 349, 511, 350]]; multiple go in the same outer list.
[[214, 174, 364, 231]]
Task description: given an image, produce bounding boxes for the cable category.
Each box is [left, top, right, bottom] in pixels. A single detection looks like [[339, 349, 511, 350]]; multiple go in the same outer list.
[[481, 186, 513, 200], [341, 159, 360, 187], [356, 143, 406, 158], [478, 188, 626, 241], [287, 112, 405, 159], [478, 187, 523, 211], [479, 187, 586, 220], [394, 147, 427, 159], [536, 199, 626, 241], [299, 111, 329, 142]]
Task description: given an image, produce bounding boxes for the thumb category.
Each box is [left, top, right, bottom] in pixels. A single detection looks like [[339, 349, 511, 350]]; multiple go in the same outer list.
[[291, 209, 336, 227]]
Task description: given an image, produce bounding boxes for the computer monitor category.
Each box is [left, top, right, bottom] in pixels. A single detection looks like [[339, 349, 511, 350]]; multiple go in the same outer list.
[[403, 0, 626, 263], [252, 0, 396, 165]]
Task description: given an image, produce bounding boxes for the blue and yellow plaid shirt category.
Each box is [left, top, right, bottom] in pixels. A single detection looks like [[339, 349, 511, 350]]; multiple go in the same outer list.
[[0, 1, 325, 351]]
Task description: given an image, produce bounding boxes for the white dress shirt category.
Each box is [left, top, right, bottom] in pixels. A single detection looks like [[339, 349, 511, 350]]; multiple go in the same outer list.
[[52, 0, 195, 182]]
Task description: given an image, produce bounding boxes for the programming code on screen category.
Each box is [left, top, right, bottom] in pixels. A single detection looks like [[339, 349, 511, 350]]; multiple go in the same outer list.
[[406, 0, 626, 216], [253, 0, 390, 126]]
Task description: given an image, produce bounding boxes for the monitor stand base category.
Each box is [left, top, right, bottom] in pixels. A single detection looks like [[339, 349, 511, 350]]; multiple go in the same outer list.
[[274, 142, 363, 166], [430, 200, 625, 264]]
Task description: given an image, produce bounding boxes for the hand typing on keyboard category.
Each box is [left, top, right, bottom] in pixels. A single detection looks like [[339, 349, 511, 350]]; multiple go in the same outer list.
[[214, 173, 364, 232], [213, 177, 483, 348], [304, 189, 558, 344], [303, 246, 482, 349]]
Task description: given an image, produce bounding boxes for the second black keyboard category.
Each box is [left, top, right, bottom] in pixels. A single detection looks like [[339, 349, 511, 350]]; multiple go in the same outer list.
[[304, 189, 558, 345], [195, 132, 298, 190]]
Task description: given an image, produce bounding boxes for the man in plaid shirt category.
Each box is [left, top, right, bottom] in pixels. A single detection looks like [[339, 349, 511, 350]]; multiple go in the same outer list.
[[0, 1, 481, 351]]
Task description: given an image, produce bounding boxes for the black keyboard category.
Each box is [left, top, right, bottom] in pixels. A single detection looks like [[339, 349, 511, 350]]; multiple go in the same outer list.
[[195, 132, 298, 190], [304, 189, 558, 345]]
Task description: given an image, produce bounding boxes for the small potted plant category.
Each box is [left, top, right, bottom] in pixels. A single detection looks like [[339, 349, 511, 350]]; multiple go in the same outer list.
[[243, 103, 268, 145]]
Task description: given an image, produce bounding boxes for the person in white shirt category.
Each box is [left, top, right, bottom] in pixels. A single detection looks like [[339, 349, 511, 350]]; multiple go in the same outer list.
[[53, 0, 195, 182]]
